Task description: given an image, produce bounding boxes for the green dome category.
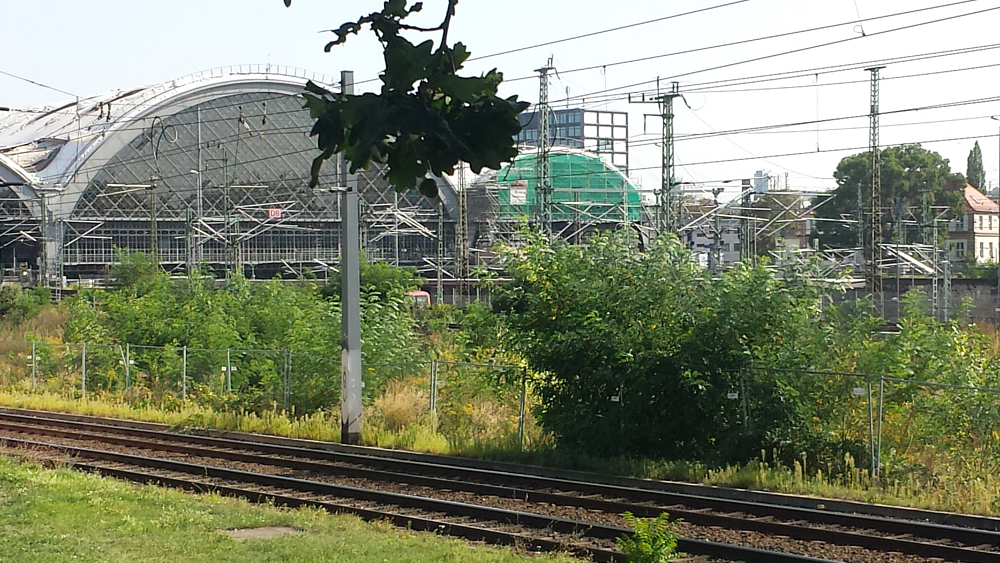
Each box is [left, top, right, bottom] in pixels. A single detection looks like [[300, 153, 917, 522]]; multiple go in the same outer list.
[[495, 149, 642, 222]]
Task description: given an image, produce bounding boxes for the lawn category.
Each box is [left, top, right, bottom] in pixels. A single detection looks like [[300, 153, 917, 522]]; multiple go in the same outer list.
[[0, 456, 577, 563]]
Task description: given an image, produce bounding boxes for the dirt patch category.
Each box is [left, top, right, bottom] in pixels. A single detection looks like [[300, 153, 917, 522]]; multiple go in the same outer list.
[[220, 526, 302, 541]]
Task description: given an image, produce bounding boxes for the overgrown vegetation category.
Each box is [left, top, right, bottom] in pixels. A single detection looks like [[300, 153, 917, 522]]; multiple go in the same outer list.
[[2, 235, 1000, 516], [491, 231, 1000, 504]]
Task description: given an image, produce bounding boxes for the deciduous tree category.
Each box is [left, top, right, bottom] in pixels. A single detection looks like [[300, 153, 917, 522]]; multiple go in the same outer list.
[[816, 145, 965, 248], [283, 0, 529, 195]]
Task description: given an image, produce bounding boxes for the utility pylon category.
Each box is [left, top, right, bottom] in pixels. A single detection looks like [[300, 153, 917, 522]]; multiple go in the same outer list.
[[631, 81, 682, 236], [535, 57, 555, 239], [866, 66, 885, 315]]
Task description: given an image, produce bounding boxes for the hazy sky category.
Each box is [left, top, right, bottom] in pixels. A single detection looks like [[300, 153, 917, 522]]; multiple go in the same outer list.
[[4, 0, 1000, 199]]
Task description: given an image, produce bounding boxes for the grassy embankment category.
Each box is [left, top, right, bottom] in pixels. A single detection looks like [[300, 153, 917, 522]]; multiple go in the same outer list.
[[0, 456, 577, 563], [4, 307, 1000, 518]]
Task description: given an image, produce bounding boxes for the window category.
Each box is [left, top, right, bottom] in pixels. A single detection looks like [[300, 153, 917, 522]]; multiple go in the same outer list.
[[981, 242, 985, 258], [980, 215, 984, 230], [992, 242, 995, 260]]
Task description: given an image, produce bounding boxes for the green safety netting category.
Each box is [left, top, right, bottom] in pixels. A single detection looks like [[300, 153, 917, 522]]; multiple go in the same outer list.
[[495, 150, 642, 222]]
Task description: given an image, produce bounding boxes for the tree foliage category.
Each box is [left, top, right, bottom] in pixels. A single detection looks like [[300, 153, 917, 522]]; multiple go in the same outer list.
[[816, 145, 965, 248], [284, 0, 529, 194], [493, 232, 822, 461], [65, 250, 421, 412], [320, 258, 424, 301], [967, 141, 986, 191], [491, 230, 1000, 480]]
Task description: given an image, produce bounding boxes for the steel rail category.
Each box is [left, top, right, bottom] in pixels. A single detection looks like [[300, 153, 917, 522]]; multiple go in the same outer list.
[[8, 406, 1000, 532], [2, 412, 1000, 553], [3, 416, 1000, 562], [0, 435, 839, 563]]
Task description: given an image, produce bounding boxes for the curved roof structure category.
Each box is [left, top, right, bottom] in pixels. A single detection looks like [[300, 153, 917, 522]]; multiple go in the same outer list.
[[0, 66, 458, 281], [493, 147, 642, 222]]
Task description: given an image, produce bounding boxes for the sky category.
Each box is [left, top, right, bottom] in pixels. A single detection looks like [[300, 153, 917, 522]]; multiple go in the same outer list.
[[4, 0, 1000, 201]]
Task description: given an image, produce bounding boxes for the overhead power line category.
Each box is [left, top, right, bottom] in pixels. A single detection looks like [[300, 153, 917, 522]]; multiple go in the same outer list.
[[506, 0, 985, 85], [626, 93, 1000, 146], [0, 69, 78, 98], [469, 0, 749, 61]]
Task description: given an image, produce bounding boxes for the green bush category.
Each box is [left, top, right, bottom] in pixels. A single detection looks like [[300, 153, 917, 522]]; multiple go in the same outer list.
[[616, 512, 682, 563]]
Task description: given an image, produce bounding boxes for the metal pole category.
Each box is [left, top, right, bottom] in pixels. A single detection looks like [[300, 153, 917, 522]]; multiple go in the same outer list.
[[339, 69, 363, 445], [429, 359, 438, 413], [226, 348, 232, 392], [867, 374, 876, 479], [876, 374, 884, 480], [341, 187, 363, 444], [518, 368, 527, 452], [283, 349, 291, 413], [30, 342, 36, 390], [149, 179, 158, 258], [38, 194, 47, 287], [196, 108, 203, 265], [182, 346, 187, 400], [125, 343, 131, 392], [81, 342, 87, 399]]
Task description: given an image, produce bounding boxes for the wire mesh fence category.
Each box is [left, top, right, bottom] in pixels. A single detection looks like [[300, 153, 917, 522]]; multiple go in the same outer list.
[[731, 366, 1000, 481], [0, 340, 530, 447]]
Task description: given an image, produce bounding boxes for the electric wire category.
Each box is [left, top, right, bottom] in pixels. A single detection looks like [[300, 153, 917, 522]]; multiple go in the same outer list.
[[468, 0, 750, 61], [502, 0, 988, 85], [0, 69, 79, 98]]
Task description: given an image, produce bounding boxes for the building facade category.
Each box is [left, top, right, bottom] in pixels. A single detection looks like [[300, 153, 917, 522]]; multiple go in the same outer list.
[[516, 108, 629, 173], [948, 184, 999, 264]]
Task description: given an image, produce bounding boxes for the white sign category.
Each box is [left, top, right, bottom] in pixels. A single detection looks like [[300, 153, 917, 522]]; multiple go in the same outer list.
[[267, 207, 282, 219], [727, 392, 739, 400], [508, 181, 527, 205], [851, 387, 866, 396]]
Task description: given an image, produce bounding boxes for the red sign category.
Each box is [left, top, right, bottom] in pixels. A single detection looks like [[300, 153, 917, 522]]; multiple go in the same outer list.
[[267, 207, 282, 219]]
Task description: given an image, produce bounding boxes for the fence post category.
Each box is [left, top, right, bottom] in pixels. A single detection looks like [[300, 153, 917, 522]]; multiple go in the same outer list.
[[429, 359, 438, 413], [81, 342, 87, 399], [740, 368, 752, 432], [283, 349, 291, 413], [30, 341, 36, 390], [517, 368, 527, 452], [226, 348, 232, 392], [181, 346, 187, 400], [876, 374, 885, 480], [866, 374, 876, 480], [127, 343, 132, 391]]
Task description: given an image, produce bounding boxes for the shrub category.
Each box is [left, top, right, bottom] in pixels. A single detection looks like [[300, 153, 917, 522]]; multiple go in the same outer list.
[[616, 511, 682, 563]]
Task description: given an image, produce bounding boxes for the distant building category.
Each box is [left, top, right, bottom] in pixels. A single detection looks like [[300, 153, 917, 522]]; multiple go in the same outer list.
[[516, 108, 629, 172], [948, 184, 1000, 263]]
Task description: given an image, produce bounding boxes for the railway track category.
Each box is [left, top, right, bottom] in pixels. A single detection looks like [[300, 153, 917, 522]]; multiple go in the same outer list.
[[1, 408, 999, 562]]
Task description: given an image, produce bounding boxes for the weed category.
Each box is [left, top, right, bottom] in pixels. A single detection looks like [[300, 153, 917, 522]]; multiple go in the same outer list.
[[616, 512, 682, 563]]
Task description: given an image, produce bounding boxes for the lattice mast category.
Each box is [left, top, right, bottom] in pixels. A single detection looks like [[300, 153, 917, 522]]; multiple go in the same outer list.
[[631, 81, 682, 236], [866, 66, 885, 315], [456, 164, 469, 300], [535, 57, 555, 239]]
